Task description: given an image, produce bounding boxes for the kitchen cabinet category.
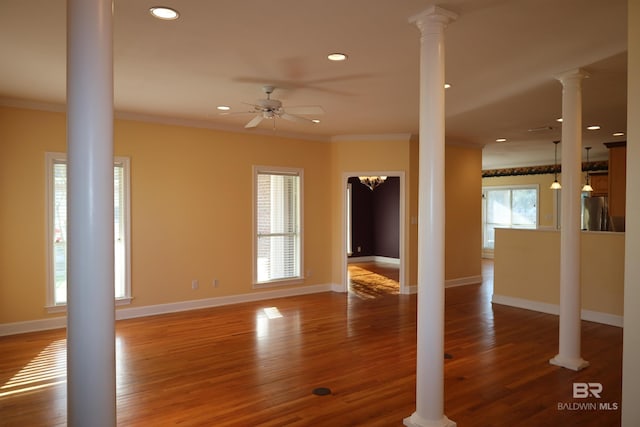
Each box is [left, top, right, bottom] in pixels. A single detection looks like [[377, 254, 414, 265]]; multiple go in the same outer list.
[[589, 172, 608, 197], [604, 141, 626, 229]]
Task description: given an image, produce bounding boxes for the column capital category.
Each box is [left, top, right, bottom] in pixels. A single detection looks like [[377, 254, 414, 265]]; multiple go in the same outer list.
[[409, 6, 458, 33], [556, 68, 590, 85]]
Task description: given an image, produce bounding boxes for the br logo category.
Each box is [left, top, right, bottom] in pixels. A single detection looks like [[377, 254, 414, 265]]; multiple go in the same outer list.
[[573, 382, 603, 398]]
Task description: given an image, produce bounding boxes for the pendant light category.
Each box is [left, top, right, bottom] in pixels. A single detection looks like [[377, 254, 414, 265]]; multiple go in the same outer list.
[[581, 146, 593, 192], [550, 140, 562, 190]]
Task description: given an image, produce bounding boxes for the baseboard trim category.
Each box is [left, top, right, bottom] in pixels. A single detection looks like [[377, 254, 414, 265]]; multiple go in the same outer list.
[[405, 275, 482, 294], [491, 294, 623, 328], [348, 256, 400, 265], [445, 275, 482, 288], [0, 284, 335, 336], [0, 316, 67, 336]]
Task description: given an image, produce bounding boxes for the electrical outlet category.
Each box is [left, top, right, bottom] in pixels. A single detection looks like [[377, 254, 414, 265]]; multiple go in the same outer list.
[[191, 279, 199, 290]]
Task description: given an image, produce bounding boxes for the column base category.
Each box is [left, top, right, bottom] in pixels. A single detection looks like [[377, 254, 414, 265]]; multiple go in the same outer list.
[[403, 413, 456, 427], [550, 354, 590, 371]]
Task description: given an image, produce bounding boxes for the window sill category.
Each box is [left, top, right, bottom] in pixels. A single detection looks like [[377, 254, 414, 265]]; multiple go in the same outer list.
[[45, 297, 133, 314], [253, 277, 304, 289]]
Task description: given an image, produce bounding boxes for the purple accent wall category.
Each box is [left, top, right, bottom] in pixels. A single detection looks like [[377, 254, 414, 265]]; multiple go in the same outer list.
[[349, 176, 400, 259]]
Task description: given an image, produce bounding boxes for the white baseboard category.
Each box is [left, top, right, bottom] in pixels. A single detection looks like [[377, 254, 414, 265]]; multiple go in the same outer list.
[[445, 275, 483, 288], [0, 316, 68, 336], [491, 294, 623, 328], [348, 256, 400, 265], [0, 283, 335, 336], [405, 275, 482, 294]]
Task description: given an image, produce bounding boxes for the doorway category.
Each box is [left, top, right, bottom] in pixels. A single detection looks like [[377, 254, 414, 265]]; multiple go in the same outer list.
[[342, 171, 406, 296]]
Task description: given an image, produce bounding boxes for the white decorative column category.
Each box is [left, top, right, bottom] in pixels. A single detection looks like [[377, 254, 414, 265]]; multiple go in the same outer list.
[[67, 0, 116, 425], [406, 7, 457, 427], [550, 69, 589, 371]]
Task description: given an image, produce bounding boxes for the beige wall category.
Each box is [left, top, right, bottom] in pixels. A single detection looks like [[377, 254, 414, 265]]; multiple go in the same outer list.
[[1, 107, 483, 326], [0, 107, 333, 323], [329, 138, 482, 289], [494, 228, 625, 318], [445, 144, 483, 282], [0, 109, 67, 322], [329, 137, 413, 288]]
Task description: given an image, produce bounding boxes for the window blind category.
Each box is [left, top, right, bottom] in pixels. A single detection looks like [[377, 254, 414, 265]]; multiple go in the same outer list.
[[50, 159, 128, 304], [256, 170, 301, 283]]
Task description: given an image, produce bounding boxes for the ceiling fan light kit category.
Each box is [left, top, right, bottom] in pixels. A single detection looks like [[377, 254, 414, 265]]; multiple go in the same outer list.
[[222, 85, 324, 130]]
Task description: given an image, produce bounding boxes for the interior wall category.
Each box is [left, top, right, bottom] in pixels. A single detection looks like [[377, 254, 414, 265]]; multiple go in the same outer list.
[[348, 176, 375, 257], [622, 1, 640, 425], [330, 137, 413, 288], [372, 176, 400, 258], [1, 108, 485, 326], [0, 106, 333, 324], [444, 144, 483, 283], [494, 228, 624, 318], [349, 176, 400, 259], [330, 137, 483, 289]]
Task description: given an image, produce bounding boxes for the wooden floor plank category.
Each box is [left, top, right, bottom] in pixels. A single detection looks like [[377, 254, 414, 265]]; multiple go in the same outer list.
[[0, 261, 622, 426]]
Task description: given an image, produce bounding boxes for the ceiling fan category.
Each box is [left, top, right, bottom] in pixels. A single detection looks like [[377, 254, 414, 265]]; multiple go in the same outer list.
[[227, 85, 324, 129]]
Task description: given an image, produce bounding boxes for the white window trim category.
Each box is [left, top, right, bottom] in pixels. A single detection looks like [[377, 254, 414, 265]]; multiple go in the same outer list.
[[45, 152, 132, 311], [252, 165, 304, 288]]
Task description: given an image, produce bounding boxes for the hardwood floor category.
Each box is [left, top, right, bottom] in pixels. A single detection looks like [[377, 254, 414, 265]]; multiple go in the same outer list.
[[348, 261, 400, 282], [348, 261, 400, 298], [0, 261, 622, 426]]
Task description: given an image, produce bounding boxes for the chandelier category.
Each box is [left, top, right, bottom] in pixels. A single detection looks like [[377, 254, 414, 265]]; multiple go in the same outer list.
[[359, 175, 387, 191]]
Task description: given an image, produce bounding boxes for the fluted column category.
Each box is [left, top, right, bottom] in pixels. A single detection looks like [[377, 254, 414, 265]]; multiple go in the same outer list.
[[67, 0, 116, 425], [550, 69, 589, 371], [405, 6, 457, 427]]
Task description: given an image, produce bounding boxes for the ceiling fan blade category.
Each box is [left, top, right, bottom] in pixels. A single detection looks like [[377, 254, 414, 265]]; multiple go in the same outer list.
[[285, 105, 325, 115], [219, 110, 256, 116], [245, 114, 264, 128], [281, 113, 314, 124]]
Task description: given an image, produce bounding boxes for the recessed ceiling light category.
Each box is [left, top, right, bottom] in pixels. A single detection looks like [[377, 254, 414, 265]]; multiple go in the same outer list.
[[150, 7, 179, 20], [444, 83, 451, 89], [217, 105, 231, 111], [556, 118, 563, 122], [613, 132, 625, 137], [311, 119, 320, 124], [496, 138, 507, 143], [587, 125, 601, 130], [327, 53, 348, 61]]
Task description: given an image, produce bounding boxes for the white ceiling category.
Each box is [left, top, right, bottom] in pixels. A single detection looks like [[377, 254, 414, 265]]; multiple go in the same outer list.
[[0, 0, 628, 169]]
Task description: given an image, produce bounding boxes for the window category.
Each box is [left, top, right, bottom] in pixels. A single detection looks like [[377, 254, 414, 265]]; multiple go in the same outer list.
[[46, 152, 131, 308], [254, 166, 303, 286], [482, 185, 538, 250]]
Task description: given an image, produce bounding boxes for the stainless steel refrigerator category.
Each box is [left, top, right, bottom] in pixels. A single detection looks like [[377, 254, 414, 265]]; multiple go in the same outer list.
[[582, 195, 608, 231]]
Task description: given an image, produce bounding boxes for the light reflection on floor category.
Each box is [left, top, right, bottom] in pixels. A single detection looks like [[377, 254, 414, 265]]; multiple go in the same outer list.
[[0, 338, 67, 398], [1, 336, 128, 400]]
